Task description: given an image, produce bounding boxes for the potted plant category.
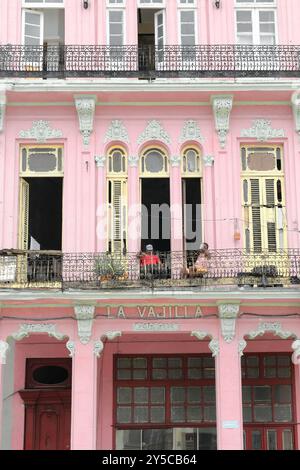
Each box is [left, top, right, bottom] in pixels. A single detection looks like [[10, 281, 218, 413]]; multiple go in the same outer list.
[[94, 253, 126, 282]]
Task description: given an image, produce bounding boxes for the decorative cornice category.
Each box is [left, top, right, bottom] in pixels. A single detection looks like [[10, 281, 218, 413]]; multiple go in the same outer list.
[[128, 155, 139, 167], [74, 305, 95, 345], [74, 95, 97, 147], [179, 120, 204, 145], [104, 120, 129, 144], [95, 155, 106, 168], [209, 339, 219, 357], [0, 341, 9, 365], [203, 155, 214, 167], [291, 91, 300, 138], [292, 339, 300, 365], [211, 95, 233, 149], [66, 340, 76, 357], [241, 119, 285, 142], [94, 331, 122, 358], [170, 155, 181, 167], [137, 120, 171, 146], [218, 303, 240, 343], [238, 339, 247, 357], [19, 120, 63, 143], [11, 323, 66, 341], [247, 322, 295, 340], [0, 93, 7, 133]]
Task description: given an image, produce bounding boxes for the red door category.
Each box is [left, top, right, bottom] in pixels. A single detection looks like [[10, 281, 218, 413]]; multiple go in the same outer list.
[[244, 426, 294, 450], [19, 390, 71, 450]]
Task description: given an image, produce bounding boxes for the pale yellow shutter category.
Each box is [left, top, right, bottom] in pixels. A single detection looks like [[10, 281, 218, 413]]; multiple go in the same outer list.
[[19, 178, 29, 250], [250, 178, 262, 252]]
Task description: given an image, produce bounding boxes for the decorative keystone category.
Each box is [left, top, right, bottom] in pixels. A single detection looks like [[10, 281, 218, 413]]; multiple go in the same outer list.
[[218, 303, 240, 343], [211, 95, 233, 149], [74, 95, 97, 147], [74, 305, 95, 345]]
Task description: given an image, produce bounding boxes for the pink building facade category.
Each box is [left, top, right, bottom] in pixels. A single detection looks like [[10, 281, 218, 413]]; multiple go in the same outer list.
[[0, 0, 300, 451]]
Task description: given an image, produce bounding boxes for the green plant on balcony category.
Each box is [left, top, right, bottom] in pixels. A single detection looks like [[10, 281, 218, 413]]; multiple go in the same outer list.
[[94, 253, 126, 282]]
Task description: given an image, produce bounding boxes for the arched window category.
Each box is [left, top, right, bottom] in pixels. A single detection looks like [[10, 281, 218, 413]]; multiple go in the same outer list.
[[108, 147, 127, 175], [181, 147, 201, 176], [140, 147, 169, 177]]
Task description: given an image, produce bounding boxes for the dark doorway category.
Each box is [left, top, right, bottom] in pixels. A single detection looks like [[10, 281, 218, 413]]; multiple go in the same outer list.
[[25, 177, 63, 251], [141, 178, 170, 252], [182, 178, 202, 251]]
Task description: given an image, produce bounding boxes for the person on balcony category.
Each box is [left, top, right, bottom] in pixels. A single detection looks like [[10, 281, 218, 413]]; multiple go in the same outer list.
[[184, 242, 210, 278], [139, 244, 161, 279]]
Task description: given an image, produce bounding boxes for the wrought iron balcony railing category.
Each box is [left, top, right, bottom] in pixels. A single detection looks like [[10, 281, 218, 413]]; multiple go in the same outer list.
[[0, 44, 300, 78], [0, 249, 300, 290]]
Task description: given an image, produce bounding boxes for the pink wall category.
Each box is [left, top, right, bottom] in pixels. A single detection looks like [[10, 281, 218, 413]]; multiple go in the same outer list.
[[1, 0, 300, 46], [1, 97, 300, 252]]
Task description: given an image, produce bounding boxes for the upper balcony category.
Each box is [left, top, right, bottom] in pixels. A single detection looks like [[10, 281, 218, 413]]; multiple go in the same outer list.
[[1, 249, 300, 292], [0, 44, 300, 79]]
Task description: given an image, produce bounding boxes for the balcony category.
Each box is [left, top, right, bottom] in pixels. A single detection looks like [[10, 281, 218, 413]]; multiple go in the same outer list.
[[0, 249, 299, 291], [0, 44, 300, 79]]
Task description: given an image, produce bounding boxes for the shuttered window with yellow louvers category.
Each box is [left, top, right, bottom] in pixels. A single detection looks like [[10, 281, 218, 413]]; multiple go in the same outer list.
[[241, 145, 286, 253], [107, 147, 128, 253]]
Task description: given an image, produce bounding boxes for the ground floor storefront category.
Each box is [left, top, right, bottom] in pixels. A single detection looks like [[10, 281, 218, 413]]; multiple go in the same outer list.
[[0, 293, 299, 450]]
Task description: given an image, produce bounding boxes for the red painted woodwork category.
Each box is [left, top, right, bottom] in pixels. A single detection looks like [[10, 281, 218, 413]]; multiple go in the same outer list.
[[19, 389, 71, 450]]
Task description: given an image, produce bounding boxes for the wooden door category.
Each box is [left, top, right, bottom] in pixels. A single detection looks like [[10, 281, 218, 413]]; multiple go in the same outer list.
[[19, 390, 71, 451]]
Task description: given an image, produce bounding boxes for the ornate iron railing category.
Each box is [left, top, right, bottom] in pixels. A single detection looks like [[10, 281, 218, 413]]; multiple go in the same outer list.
[[0, 44, 300, 78], [0, 249, 300, 290]]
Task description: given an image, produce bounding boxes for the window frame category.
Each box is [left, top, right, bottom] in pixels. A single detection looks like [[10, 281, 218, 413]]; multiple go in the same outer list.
[[22, 0, 65, 8], [106, 0, 126, 7], [138, 0, 166, 8], [235, 1, 278, 45], [107, 8, 126, 46], [177, 8, 198, 47], [177, 0, 196, 7]]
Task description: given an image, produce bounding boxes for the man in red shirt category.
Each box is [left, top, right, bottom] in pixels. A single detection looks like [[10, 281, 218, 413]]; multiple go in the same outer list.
[[139, 244, 161, 278]]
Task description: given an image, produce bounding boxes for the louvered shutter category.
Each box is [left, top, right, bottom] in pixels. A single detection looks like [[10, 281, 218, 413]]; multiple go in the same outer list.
[[250, 179, 262, 252], [19, 178, 30, 250], [108, 179, 127, 253], [265, 179, 276, 252]]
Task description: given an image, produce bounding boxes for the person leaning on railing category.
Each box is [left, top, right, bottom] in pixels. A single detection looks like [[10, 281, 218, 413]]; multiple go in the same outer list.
[[183, 242, 211, 278], [138, 244, 161, 278]]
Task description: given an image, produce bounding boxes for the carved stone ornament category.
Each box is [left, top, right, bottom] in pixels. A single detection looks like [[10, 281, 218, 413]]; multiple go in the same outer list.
[[191, 331, 210, 341], [94, 331, 122, 358], [291, 339, 300, 365], [209, 339, 220, 357], [74, 305, 95, 345], [291, 91, 300, 138], [128, 155, 139, 167], [19, 120, 63, 143], [74, 95, 97, 147], [137, 120, 171, 146], [0, 92, 7, 133], [94, 340, 104, 358], [203, 155, 215, 167], [104, 120, 129, 144], [179, 120, 204, 145], [247, 322, 294, 340], [238, 339, 247, 357], [241, 119, 285, 142], [66, 340, 76, 358], [0, 340, 9, 365], [11, 323, 66, 342], [218, 303, 240, 343], [211, 95, 233, 149], [170, 155, 181, 167], [95, 155, 106, 168]]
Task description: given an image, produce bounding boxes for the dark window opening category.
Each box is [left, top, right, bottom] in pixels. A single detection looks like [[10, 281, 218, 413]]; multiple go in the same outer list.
[[182, 178, 202, 252]]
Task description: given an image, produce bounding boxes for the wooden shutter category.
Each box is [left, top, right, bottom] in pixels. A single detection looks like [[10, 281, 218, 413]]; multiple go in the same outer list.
[[250, 179, 262, 252], [19, 178, 30, 250], [108, 179, 127, 253]]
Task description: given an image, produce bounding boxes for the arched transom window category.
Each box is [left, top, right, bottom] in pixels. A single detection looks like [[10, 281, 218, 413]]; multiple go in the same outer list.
[[108, 147, 127, 175], [181, 147, 201, 176], [140, 147, 169, 177]]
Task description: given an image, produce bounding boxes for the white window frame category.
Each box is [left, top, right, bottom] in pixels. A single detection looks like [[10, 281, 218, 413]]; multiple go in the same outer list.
[[22, 9, 44, 47], [22, 0, 65, 8], [106, 0, 126, 6], [235, 1, 278, 45], [138, 0, 165, 8], [107, 9, 126, 46], [177, 0, 196, 7], [177, 8, 198, 46]]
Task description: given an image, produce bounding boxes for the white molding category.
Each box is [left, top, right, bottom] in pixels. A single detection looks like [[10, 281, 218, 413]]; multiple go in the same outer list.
[[128, 155, 139, 167], [209, 339, 219, 357], [203, 155, 214, 167], [292, 339, 300, 365], [95, 155, 106, 168], [94, 331, 122, 358], [211, 95, 233, 149], [247, 322, 295, 340], [74, 305, 95, 345], [137, 120, 171, 146], [94, 340, 104, 358], [19, 120, 63, 143], [0, 341, 9, 365], [291, 91, 300, 139], [11, 323, 67, 341], [66, 340, 76, 357], [104, 120, 129, 144], [74, 95, 97, 147], [0, 93, 7, 133], [218, 303, 240, 343], [241, 119, 285, 141], [105, 331, 122, 341], [191, 331, 210, 341], [170, 155, 181, 167], [179, 120, 204, 145], [238, 339, 247, 357]]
